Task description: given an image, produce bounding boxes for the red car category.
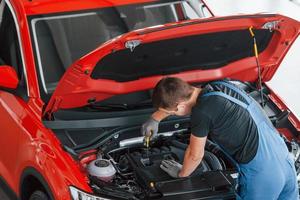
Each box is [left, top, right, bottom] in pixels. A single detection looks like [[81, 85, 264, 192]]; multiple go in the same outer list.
[[0, 0, 299, 199]]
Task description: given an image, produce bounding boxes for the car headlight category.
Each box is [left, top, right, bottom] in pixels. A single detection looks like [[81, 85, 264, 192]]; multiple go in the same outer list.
[[69, 186, 111, 200]]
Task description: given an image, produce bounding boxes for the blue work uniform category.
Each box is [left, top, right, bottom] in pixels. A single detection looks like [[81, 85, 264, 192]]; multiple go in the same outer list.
[[202, 81, 298, 200]]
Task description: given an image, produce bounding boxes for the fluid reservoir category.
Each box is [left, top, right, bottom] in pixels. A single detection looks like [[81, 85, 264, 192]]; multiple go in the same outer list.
[[87, 159, 116, 182]]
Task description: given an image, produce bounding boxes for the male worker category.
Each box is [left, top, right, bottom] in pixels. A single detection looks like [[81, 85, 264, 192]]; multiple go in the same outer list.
[[141, 77, 298, 200]]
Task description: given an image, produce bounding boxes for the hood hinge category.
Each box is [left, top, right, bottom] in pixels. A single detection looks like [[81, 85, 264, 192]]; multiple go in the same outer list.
[[44, 97, 62, 120]]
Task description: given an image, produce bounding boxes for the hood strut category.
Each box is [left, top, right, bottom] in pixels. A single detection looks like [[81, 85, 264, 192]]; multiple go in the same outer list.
[[249, 26, 264, 107]]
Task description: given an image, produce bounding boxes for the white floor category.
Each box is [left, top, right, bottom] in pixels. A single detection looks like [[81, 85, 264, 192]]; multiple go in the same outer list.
[[268, 38, 300, 120], [204, 0, 300, 120]]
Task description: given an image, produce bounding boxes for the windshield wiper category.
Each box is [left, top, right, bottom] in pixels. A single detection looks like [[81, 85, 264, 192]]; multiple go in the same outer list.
[[89, 100, 153, 111], [90, 103, 129, 110]]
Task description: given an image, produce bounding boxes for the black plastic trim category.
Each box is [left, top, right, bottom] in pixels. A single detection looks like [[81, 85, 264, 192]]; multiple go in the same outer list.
[[43, 114, 151, 130]]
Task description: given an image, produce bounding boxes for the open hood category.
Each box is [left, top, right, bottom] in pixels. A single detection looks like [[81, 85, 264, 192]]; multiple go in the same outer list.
[[44, 14, 300, 117]]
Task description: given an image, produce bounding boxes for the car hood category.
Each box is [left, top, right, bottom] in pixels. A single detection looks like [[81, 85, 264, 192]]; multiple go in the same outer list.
[[44, 14, 300, 116]]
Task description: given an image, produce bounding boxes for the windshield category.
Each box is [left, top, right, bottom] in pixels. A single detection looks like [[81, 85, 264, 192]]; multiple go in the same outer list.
[[30, 0, 212, 95]]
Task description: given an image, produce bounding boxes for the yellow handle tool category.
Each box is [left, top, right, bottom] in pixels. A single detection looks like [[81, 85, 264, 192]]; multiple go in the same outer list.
[[144, 130, 153, 148], [146, 135, 150, 148], [144, 130, 153, 159]]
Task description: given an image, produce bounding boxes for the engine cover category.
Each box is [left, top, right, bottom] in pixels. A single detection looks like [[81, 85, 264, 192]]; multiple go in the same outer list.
[[127, 146, 177, 188], [125, 145, 224, 190]]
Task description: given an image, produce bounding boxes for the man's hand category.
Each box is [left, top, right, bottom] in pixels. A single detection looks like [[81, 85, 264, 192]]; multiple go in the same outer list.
[[141, 117, 159, 139], [160, 160, 182, 178]]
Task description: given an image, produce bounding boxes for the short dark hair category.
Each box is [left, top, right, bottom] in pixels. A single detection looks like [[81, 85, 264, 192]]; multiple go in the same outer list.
[[152, 77, 194, 109]]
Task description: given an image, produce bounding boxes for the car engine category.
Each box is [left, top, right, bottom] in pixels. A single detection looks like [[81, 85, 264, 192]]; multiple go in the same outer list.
[[82, 130, 239, 200]]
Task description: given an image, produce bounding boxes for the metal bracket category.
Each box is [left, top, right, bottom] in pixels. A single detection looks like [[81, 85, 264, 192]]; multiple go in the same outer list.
[[125, 40, 141, 52], [262, 21, 280, 32]]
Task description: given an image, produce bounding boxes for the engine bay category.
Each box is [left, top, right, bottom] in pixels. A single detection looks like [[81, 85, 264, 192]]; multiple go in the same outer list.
[[81, 130, 239, 199], [49, 81, 300, 199]]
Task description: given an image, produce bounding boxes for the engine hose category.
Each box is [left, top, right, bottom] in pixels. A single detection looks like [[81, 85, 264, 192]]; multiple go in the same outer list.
[[204, 151, 223, 170], [170, 140, 223, 170], [170, 140, 188, 150]]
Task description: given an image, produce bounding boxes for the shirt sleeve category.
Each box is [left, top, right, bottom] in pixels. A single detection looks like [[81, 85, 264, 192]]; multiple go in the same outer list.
[[191, 108, 212, 138]]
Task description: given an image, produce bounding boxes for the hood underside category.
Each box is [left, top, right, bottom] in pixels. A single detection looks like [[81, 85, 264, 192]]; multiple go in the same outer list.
[[91, 29, 272, 82], [44, 14, 300, 116]]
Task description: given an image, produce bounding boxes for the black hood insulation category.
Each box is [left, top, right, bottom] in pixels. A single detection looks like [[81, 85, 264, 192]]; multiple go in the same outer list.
[[91, 29, 273, 82]]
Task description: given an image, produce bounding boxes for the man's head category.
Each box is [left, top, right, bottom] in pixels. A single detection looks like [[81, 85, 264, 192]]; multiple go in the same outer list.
[[152, 77, 199, 116]]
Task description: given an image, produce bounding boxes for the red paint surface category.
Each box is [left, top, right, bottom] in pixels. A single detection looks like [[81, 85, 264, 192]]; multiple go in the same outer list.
[[0, 1, 299, 199]]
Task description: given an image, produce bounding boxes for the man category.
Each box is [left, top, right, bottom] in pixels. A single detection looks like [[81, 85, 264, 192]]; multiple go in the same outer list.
[[141, 77, 298, 200]]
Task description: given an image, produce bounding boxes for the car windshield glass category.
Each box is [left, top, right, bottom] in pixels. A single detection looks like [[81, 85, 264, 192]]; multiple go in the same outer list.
[[29, 0, 211, 95]]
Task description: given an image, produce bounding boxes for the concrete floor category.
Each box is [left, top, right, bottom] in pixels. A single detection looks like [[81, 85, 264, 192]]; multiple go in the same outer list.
[[1, 0, 299, 199]]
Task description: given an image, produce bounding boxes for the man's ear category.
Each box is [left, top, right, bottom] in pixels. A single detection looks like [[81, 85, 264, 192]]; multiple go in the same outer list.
[[176, 104, 185, 112]]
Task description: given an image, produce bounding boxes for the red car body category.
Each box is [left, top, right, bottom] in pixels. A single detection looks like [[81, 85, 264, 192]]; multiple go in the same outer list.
[[0, 0, 299, 200]]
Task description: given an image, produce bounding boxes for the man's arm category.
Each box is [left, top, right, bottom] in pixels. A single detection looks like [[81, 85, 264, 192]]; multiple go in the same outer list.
[[178, 134, 207, 177], [151, 110, 171, 122]]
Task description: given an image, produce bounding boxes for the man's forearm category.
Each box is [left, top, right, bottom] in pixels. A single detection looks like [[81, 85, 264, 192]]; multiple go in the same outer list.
[[178, 146, 203, 177], [151, 110, 170, 122]]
